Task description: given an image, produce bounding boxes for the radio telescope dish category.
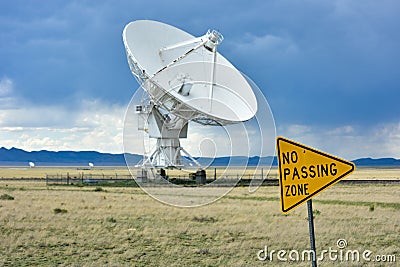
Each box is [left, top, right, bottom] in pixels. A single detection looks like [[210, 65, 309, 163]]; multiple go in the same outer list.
[[28, 162, 35, 168], [123, 20, 258, 168]]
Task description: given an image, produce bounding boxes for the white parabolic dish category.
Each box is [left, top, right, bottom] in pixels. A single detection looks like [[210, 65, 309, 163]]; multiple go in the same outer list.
[[123, 20, 257, 125]]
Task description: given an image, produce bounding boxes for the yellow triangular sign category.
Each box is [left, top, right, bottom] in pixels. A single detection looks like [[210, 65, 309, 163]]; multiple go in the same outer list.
[[277, 137, 355, 213]]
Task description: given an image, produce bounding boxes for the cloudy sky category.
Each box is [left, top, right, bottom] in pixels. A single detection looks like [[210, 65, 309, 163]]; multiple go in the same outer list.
[[0, 0, 399, 159]]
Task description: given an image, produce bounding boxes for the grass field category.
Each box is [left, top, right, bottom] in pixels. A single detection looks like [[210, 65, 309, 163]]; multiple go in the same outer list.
[[0, 168, 399, 266]]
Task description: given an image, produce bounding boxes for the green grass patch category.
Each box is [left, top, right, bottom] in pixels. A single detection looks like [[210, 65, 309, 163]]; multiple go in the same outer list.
[[192, 216, 217, 223], [313, 209, 321, 216], [0, 193, 14, 200], [53, 208, 68, 214], [313, 199, 400, 210], [94, 187, 105, 192], [223, 194, 400, 210], [369, 204, 375, 212], [106, 217, 117, 223], [224, 195, 279, 202], [96, 180, 139, 187]]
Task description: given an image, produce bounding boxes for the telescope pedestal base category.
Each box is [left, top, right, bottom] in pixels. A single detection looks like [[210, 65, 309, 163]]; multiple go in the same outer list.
[[142, 138, 201, 169]]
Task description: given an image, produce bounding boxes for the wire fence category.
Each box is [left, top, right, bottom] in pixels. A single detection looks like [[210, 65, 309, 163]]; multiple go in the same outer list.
[[45, 173, 133, 186], [44, 170, 279, 187]]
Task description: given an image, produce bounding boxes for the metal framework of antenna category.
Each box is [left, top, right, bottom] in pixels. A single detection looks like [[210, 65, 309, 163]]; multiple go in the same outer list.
[[135, 101, 201, 168], [133, 29, 222, 167]]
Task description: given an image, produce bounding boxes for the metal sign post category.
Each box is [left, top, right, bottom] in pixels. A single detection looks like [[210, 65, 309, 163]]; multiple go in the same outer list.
[[307, 199, 317, 267]]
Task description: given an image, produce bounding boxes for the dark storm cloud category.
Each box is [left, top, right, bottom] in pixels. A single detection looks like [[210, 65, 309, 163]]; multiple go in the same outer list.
[[0, 0, 399, 131]]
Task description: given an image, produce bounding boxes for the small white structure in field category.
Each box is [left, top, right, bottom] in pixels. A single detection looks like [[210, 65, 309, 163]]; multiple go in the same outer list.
[[29, 162, 35, 168], [88, 162, 94, 168]]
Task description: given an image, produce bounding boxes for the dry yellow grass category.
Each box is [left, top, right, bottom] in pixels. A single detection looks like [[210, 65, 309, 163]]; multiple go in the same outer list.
[[0, 169, 399, 266]]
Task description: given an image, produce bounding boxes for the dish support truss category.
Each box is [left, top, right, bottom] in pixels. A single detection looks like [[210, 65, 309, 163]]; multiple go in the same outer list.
[[136, 103, 200, 168]]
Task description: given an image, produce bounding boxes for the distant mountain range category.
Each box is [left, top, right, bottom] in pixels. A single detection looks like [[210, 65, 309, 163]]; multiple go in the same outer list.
[[0, 147, 399, 167], [0, 147, 138, 166]]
